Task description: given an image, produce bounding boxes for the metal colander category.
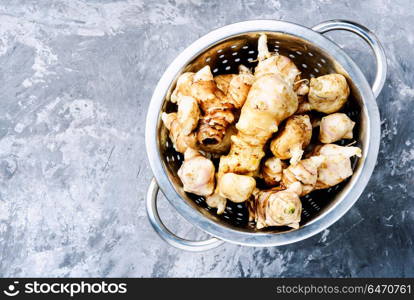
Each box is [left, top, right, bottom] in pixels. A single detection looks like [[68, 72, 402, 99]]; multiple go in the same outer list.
[[146, 20, 386, 251]]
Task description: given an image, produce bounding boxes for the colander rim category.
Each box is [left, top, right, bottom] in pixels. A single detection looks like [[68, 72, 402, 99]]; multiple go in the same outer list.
[[145, 19, 381, 247]]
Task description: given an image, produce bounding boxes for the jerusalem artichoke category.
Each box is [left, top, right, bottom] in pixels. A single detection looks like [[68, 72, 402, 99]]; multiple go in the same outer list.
[[319, 113, 355, 143], [315, 145, 361, 190], [191, 66, 235, 146], [214, 65, 254, 109], [261, 157, 285, 186], [162, 112, 197, 153], [177, 148, 215, 196], [219, 34, 298, 177], [177, 96, 200, 135], [251, 182, 303, 229], [171, 72, 195, 104], [282, 155, 326, 196], [308, 74, 350, 113], [270, 115, 312, 165], [218, 173, 256, 203]]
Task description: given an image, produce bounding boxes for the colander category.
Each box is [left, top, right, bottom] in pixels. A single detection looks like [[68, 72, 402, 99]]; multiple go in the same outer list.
[[145, 19, 386, 251]]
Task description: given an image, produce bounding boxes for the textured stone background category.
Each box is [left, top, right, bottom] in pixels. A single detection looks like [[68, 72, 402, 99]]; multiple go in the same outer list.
[[0, 0, 413, 277]]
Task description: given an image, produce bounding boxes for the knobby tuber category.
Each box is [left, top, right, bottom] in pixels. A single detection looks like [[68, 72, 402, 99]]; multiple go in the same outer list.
[[250, 182, 303, 229], [270, 114, 312, 165], [261, 157, 285, 186], [214, 65, 254, 109], [218, 173, 256, 203], [177, 148, 215, 196], [219, 33, 298, 177], [216, 33, 298, 205], [191, 66, 234, 146], [319, 113, 355, 143], [162, 112, 197, 153], [308, 74, 350, 113]]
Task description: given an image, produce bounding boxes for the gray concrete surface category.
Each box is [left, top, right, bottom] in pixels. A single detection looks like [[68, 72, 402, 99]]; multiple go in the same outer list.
[[0, 0, 413, 277]]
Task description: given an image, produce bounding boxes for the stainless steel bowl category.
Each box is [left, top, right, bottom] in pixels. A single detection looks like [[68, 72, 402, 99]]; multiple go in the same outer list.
[[145, 19, 386, 251]]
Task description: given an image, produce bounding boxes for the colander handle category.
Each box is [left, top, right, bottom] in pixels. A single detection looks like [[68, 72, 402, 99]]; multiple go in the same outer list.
[[146, 178, 224, 251], [312, 20, 387, 98]]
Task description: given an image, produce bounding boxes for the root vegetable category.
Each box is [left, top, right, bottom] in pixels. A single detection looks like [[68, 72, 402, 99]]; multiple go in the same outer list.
[[270, 115, 312, 165], [191, 66, 235, 146], [256, 34, 309, 97], [255, 35, 300, 86], [261, 157, 285, 186], [251, 182, 303, 229], [316, 155, 353, 189], [282, 155, 326, 196], [218, 71, 297, 175], [317, 144, 362, 158], [319, 113, 355, 143], [315, 144, 361, 190], [199, 124, 236, 155], [214, 65, 254, 109], [177, 96, 200, 135], [177, 148, 215, 196], [217, 34, 298, 207], [282, 144, 361, 194], [308, 74, 350, 113], [171, 72, 195, 104], [218, 35, 298, 177], [218, 173, 256, 203], [294, 79, 310, 96], [162, 112, 197, 153]]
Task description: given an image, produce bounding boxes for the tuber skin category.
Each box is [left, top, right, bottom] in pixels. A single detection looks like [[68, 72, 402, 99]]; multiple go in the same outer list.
[[308, 74, 350, 113], [315, 144, 361, 189], [218, 33, 298, 178], [216, 33, 298, 207], [199, 124, 236, 155], [250, 182, 303, 229], [218, 173, 256, 203], [282, 144, 362, 194], [319, 113, 355, 143], [270, 114, 312, 165], [171, 72, 195, 104], [256, 34, 309, 95], [164, 76, 200, 153], [177, 148, 215, 196], [282, 155, 326, 196], [255, 35, 300, 86], [316, 143, 362, 158], [177, 96, 200, 135], [191, 66, 234, 146], [162, 112, 197, 153], [214, 74, 234, 94], [214, 65, 254, 109], [261, 157, 285, 186]]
